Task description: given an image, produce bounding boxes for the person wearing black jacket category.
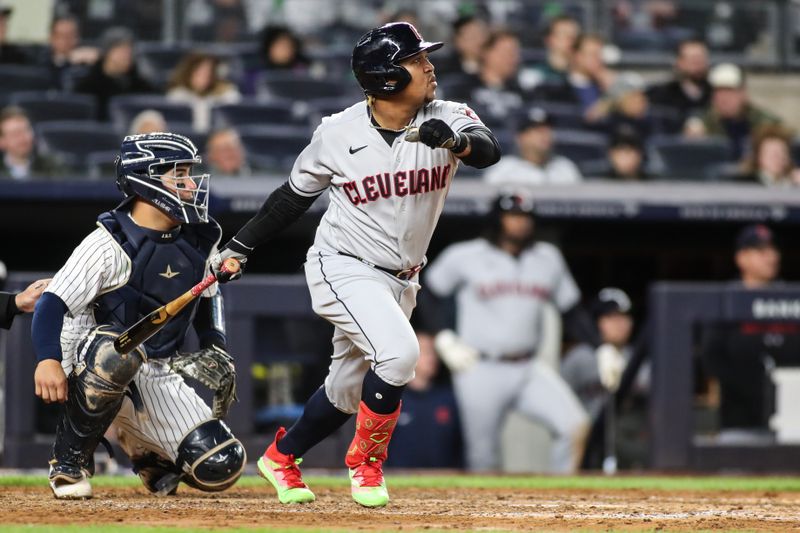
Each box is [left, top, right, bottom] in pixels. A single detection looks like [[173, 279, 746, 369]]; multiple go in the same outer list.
[[0, 278, 50, 329]]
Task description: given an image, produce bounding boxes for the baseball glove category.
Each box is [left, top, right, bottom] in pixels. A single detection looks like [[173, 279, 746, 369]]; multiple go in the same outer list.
[[171, 345, 237, 419]]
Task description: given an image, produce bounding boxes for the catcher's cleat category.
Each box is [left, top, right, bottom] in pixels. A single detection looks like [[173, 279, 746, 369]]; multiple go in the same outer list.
[[257, 427, 315, 504], [49, 462, 92, 500], [349, 457, 389, 508]]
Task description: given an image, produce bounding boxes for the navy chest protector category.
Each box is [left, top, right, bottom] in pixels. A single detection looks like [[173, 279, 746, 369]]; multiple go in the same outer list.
[[94, 208, 221, 358]]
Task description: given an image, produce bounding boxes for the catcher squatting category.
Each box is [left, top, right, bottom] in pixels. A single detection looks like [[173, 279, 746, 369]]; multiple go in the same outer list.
[[31, 132, 243, 499]]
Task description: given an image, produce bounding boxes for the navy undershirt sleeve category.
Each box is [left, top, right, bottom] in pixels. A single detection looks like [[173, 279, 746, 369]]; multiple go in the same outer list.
[[31, 292, 68, 362]]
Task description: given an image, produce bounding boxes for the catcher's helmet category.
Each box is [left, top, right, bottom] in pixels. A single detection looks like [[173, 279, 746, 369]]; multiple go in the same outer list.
[[115, 132, 209, 224], [352, 22, 443, 96]]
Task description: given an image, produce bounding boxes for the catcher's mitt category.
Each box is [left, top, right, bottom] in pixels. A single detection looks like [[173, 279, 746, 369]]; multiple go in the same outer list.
[[170, 345, 237, 419]]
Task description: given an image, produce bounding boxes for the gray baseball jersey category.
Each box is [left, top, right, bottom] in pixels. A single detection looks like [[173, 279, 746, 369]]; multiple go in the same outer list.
[[296, 99, 483, 408], [425, 238, 581, 358], [291, 99, 484, 270], [426, 237, 587, 473]]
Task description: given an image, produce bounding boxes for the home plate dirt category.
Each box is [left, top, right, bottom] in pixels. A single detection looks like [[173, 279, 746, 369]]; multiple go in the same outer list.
[[3, 485, 800, 531]]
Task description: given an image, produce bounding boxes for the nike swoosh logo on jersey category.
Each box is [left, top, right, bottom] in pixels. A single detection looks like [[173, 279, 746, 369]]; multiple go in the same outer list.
[[349, 145, 368, 154]]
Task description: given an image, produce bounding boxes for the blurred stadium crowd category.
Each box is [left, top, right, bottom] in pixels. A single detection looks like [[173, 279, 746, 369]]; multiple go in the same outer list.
[[0, 0, 799, 185], [1, 0, 799, 474]]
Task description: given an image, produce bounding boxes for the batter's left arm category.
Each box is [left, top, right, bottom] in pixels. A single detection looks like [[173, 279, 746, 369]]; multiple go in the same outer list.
[[411, 120, 501, 169], [452, 126, 502, 169]]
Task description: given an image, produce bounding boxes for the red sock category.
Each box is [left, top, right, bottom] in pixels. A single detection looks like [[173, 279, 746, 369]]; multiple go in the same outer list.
[[345, 400, 401, 468]]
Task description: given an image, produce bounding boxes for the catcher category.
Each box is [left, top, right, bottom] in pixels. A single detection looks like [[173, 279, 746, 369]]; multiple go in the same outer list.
[[31, 132, 244, 499]]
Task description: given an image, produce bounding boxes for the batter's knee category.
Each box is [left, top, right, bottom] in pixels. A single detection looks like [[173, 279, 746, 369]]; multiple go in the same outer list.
[[176, 419, 246, 492], [374, 329, 419, 386]]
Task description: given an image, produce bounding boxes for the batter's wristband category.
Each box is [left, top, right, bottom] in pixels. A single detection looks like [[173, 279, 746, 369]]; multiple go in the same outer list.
[[450, 131, 469, 154]]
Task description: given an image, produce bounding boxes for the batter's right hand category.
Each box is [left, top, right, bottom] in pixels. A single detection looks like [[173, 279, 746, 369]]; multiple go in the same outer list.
[[35, 359, 68, 403], [434, 329, 479, 373], [210, 247, 247, 283]]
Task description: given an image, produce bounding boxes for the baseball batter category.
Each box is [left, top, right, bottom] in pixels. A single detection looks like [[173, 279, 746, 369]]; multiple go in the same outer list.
[[31, 132, 244, 499], [425, 193, 594, 473], [212, 22, 500, 507]]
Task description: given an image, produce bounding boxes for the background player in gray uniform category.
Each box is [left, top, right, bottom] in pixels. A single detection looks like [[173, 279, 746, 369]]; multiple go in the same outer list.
[[212, 22, 500, 507], [31, 132, 243, 499], [425, 193, 602, 473]]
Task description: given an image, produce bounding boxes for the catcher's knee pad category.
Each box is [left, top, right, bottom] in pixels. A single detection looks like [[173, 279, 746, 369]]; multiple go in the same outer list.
[[52, 326, 145, 471], [176, 419, 245, 492]]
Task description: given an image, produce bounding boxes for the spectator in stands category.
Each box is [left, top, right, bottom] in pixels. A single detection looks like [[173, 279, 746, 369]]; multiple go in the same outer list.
[[484, 107, 582, 186], [128, 109, 168, 136], [561, 288, 650, 469], [241, 25, 310, 95], [0, 107, 63, 180], [35, 15, 98, 91], [700, 224, 787, 445], [205, 128, 250, 177], [0, 2, 28, 64], [445, 30, 525, 124], [533, 34, 615, 119], [386, 330, 464, 468], [602, 72, 657, 142], [74, 27, 155, 121], [606, 128, 648, 181], [684, 63, 781, 160], [0, 278, 50, 330], [737, 125, 800, 187], [646, 39, 711, 121], [167, 51, 241, 133], [526, 15, 581, 89], [434, 15, 489, 78]]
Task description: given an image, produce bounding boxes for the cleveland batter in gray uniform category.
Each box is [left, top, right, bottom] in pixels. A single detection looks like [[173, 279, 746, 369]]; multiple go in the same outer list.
[[212, 22, 500, 507], [425, 193, 593, 473]]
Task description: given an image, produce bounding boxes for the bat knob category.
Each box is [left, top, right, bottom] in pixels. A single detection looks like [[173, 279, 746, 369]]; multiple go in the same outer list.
[[404, 127, 420, 142], [221, 258, 241, 274]]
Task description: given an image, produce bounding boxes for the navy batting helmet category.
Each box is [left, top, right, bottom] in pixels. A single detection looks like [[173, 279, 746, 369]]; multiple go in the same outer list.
[[352, 22, 443, 96], [115, 132, 209, 224]]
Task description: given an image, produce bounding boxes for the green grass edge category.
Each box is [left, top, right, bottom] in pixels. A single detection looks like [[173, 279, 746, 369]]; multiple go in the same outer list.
[[3, 473, 800, 492]]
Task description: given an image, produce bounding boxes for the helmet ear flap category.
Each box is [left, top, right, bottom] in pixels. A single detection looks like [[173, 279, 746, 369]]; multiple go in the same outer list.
[[114, 155, 129, 195]]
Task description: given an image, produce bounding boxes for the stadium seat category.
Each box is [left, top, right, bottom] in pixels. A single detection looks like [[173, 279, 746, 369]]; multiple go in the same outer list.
[[553, 129, 609, 165], [256, 72, 358, 101], [36, 121, 122, 173], [649, 136, 732, 180], [10, 91, 96, 123], [86, 150, 120, 180], [0, 65, 52, 103], [136, 42, 191, 89], [212, 99, 308, 129], [237, 125, 310, 172], [108, 94, 193, 135], [305, 96, 361, 128], [535, 102, 587, 130]]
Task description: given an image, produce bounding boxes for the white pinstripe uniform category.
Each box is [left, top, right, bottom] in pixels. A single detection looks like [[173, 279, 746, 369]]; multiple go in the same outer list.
[[287, 99, 482, 413], [45, 221, 219, 462]]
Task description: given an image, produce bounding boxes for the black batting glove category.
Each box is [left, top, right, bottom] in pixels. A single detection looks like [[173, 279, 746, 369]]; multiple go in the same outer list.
[[209, 246, 247, 283], [416, 119, 468, 152]]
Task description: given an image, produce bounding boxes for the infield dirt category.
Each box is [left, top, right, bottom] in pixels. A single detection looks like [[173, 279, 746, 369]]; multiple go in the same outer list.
[[4, 484, 800, 531]]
